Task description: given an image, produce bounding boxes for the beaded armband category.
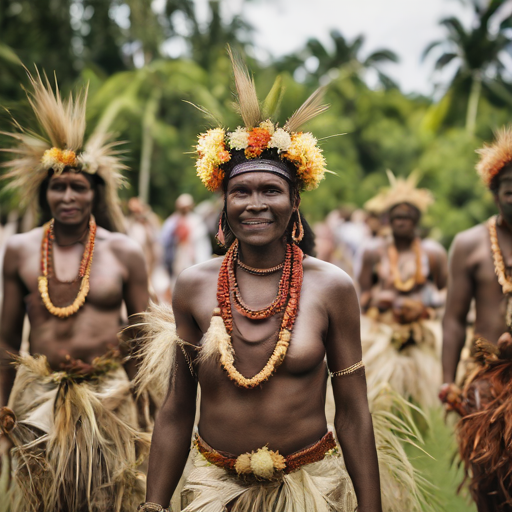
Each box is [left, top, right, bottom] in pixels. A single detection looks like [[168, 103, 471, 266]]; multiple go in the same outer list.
[[329, 360, 364, 378], [137, 502, 168, 512]]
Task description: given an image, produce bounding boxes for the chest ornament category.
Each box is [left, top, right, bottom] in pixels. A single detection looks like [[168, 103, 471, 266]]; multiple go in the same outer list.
[[38, 216, 96, 318], [201, 240, 303, 389]]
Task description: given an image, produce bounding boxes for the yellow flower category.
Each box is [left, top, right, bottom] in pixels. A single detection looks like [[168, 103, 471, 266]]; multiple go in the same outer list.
[[196, 128, 229, 191], [259, 119, 275, 135], [284, 132, 326, 190]]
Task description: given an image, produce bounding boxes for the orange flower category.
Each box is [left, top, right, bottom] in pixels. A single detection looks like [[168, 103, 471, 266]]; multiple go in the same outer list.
[[245, 128, 271, 159]]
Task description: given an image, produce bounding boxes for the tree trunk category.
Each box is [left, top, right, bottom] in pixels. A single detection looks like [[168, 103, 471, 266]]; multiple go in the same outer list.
[[466, 72, 482, 135], [138, 89, 161, 204]]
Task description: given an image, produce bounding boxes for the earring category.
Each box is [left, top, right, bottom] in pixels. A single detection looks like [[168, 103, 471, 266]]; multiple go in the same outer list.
[[291, 211, 304, 244], [215, 211, 226, 248]]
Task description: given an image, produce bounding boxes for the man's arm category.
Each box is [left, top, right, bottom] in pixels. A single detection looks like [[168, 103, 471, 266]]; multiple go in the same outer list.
[[113, 236, 150, 381], [144, 270, 200, 506], [325, 270, 382, 512], [442, 233, 474, 383], [0, 239, 26, 408], [358, 247, 378, 311]]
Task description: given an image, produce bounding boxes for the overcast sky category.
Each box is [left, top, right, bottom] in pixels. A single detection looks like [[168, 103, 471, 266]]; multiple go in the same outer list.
[[190, 0, 512, 96]]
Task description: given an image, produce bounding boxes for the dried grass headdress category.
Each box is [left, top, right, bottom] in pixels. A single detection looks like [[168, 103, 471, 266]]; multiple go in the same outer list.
[[195, 48, 330, 192], [476, 126, 512, 189], [1, 69, 127, 231], [364, 170, 434, 214]]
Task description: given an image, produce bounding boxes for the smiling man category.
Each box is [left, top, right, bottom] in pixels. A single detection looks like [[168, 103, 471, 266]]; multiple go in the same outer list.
[[441, 127, 512, 511], [0, 72, 149, 512]]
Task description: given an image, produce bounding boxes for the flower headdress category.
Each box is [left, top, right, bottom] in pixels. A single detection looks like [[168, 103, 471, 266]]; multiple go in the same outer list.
[[476, 126, 512, 189], [1, 69, 127, 231], [364, 170, 434, 214], [195, 49, 330, 192]]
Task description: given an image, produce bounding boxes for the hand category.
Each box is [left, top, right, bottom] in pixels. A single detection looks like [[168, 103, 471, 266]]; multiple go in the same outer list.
[[59, 355, 95, 376], [438, 382, 465, 415]]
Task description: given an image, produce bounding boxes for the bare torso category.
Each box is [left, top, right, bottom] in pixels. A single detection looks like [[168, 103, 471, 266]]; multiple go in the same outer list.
[[453, 222, 507, 343], [2, 225, 146, 371], [175, 255, 356, 455], [361, 237, 446, 312]]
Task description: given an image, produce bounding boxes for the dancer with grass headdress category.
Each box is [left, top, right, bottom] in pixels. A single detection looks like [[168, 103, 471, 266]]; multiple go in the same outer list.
[[441, 127, 512, 511], [0, 70, 150, 512], [358, 171, 447, 409], [135, 50, 431, 512]]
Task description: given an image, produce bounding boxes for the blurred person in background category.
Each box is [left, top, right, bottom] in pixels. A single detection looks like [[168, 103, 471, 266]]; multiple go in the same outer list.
[[161, 193, 212, 288], [440, 128, 512, 512], [125, 196, 161, 279], [358, 171, 447, 410], [0, 72, 150, 512]]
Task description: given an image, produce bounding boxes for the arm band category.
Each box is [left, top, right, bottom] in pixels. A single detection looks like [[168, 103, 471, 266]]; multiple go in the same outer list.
[[329, 360, 364, 378]]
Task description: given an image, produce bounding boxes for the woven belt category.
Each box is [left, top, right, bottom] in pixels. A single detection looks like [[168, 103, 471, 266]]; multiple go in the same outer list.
[[194, 430, 337, 478]]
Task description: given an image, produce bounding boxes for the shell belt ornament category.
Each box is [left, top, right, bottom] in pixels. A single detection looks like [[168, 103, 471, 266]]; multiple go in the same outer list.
[[216, 241, 304, 389], [488, 215, 512, 328], [38, 216, 97, 318], [489, 216, 512, 295]]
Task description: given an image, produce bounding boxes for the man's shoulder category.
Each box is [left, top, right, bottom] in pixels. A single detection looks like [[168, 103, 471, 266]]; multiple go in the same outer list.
[[421, 237, 447, 257], [452, 222, 489, 252], [5, 227, 43, 253]]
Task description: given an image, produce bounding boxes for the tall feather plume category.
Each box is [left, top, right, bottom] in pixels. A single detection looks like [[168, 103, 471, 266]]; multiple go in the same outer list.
[[83, 131, 128, 233], [284, 87, 329, 133], [227, 46, 262, 128], [26, 68, 87, 151]]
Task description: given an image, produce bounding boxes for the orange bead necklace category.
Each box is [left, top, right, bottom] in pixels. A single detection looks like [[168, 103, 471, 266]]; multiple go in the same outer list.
[[216, 240, 303, 388], [38, 216, 96, 318]]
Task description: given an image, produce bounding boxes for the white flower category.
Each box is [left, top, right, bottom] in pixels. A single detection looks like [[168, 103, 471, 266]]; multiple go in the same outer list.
[[77, 153, 99, 174], [227, 127, 249, 150], [259, 120, 275, 135], [269, 128, 292, 152]]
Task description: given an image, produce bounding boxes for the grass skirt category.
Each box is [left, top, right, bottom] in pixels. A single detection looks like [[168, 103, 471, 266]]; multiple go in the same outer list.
[[361, 314, 442, 409], [0, 354, 150, 512], [180, 438, 356, 512]]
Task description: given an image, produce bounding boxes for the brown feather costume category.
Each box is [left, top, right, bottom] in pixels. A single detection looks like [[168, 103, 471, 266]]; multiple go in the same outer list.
[[448, 335, 512, 510]]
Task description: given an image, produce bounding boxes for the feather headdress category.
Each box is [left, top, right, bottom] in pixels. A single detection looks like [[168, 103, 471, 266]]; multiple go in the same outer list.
[[195, 48, 330, 192], [476, 126, 512, 189], [364, 170, 434, 214], [1, 69, 127, 232]]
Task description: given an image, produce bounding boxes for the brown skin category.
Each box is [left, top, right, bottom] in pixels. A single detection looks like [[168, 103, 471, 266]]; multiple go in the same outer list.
[[0, 171, 149, 445], [359, 203, 447, 312], [145, 172, 382, 511], [442, 166, 512, 385]]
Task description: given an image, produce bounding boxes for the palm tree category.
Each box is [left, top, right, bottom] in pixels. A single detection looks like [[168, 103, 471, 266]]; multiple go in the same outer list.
[[423, 0, 512, 134], [277, 30, 399, 89]]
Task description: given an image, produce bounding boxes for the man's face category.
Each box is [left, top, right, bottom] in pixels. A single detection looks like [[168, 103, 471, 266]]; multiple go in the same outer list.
[[389, 203, 419, 239], [226, 171, 294, 247], [496, 166, 512, 225], [46, 171, 94, 225]]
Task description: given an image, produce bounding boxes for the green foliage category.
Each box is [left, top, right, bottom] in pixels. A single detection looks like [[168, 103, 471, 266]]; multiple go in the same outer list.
[[0, 0, 511, 248]]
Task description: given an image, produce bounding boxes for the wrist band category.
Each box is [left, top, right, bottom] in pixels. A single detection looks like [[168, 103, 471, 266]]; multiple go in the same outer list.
[[137, 502, 167, 512]]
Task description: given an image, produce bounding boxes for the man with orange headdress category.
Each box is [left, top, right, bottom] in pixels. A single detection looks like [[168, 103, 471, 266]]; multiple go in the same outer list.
[[441, 127, 512, 511], [358, 171, 447, 409], [0, 72, 150, 512]]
